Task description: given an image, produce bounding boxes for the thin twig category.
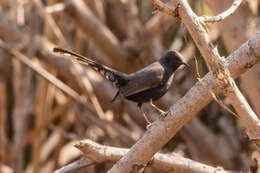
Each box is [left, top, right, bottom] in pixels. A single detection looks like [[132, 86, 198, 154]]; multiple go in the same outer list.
[[149, 0, 179, 17], [198, 0, 243, 23], [54, 157, 96, 173], [194, 55, 238, 118]]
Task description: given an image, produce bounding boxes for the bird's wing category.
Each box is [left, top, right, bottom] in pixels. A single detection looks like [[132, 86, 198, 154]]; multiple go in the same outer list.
[[53, 48, 129, 87], [120, 62, 165, 97]]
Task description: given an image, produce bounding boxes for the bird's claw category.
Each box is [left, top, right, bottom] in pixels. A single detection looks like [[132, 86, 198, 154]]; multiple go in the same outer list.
[[159, 111, 169, 120], [146, 123, 152, 129]]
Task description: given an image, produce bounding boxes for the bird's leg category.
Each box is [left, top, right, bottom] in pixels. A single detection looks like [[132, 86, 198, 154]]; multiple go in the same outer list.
[[150, 100, 169, 120], [137, 103, 151, 129], [150, 100, 165, 114]]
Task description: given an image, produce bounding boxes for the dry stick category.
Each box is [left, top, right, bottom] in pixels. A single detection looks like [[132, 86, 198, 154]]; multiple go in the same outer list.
[[225, 80, 260, 141], [145, 13, 174, 38], [197, 0, 243, 23], [45, 3, 65, 14], [108, 0, 140, 40], [33, 0, 70, 48], [32, 75, 49, 172], [0, 4, 139, 149], [180, 118, 233, 168], [194, 55, 238, 118], [54, 157, 96, 173], [150, 0, 243, 23], [205, 0, 260, 120], [108, 0, 259, 172], [107, 25, 260, 173], [51, 113, 72, 167], [38, 0, 107, 121], [23, 98, 72, 147], [38, 1, 115, 141], [175, 0, 260, 145], [0, 79, 8, 163], [70, 139, 231, 173], [149, 0, 179, 17], [12, 56, 24, 173], [73, 105, 138, 145], [63, 0, 129, 71], [0, 11, 154, 128], [0, 40, 86, 105]]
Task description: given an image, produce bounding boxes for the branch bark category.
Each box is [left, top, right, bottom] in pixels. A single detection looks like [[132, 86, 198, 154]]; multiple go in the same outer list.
[[73, 139, 231, 173], [175, 0, 260, 145], [108, 0, 260, 172], [107, 27, 260, 173]]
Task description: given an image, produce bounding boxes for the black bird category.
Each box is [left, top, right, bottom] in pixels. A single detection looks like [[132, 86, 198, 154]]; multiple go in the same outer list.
[[53, 48, 188, 127]]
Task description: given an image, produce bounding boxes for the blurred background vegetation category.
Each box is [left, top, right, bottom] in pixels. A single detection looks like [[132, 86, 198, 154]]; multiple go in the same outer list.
[[0, 0, 260, 172]]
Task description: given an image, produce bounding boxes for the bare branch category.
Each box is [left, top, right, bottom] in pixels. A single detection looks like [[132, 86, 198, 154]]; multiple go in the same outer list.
[[149, 0, 179, 17], [225, 82, 260, 140], [149, 0, 243, 23], [174, 0, 260, 145], [74, 139, 230, 173], [63, 0, 129, 70], [0, 40, 86, 105], [198, 0, 243, 23], [107, 31, 260, 173], [108, 0, 260, 171], [54, 157, 95, 173]]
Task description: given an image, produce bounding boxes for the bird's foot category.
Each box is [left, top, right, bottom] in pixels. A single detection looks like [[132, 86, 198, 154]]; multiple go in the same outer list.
[[159, 111, 169, 120], [146, 123, 152, 129]]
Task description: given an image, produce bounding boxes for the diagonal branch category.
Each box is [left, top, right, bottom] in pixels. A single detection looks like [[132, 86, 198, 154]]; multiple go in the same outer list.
[[107, 31, 260, 172], [174, 0, 260, 145], [0, 40, 86, 105], [71, 139, 231, 173], [108, 0, 260, 172], [63, 0, 129, 70]]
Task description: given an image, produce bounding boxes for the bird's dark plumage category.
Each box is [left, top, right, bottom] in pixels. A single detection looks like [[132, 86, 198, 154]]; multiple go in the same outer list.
[[53, 47, 188, 126]]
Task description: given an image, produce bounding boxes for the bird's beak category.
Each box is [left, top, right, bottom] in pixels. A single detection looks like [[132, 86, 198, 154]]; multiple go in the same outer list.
[[181, 62, 189, 67]]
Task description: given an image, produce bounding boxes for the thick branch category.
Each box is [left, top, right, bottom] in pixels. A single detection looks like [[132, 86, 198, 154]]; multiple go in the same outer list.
[[107, 32, 260, 173], [74, 139, 229, 173], [175, 0, 260, 144], [225, 82, 260, 139]]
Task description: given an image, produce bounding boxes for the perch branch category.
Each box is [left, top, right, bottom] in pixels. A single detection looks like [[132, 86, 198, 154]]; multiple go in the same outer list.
[[107, 26, 260, 173], [108, 0, 259, 172], [175, 0, 260, 145], [73, 139, 229, 173]]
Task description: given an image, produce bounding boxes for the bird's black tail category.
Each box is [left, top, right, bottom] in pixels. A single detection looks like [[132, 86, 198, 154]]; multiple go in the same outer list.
[[53, 48, 129, 90]]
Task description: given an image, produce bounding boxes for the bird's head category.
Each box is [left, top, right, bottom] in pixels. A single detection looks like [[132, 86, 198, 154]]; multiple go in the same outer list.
[[160, 50, 188, 71]]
